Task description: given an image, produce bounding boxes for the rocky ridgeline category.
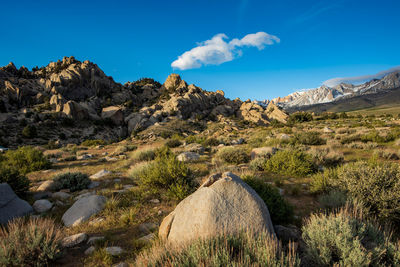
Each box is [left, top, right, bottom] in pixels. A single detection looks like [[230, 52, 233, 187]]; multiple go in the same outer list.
[[0, 57, 288, 146]]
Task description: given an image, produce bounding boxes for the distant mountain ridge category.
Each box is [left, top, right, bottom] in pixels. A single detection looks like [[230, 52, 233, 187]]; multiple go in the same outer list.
[[264, 71, 400, 111]]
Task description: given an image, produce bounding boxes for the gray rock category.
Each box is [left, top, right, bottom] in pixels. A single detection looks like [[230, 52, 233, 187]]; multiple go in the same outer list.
[[33, 199, 53, 213], [138, 233, 155, 243], [0, 183, 33, 224], [61, 233, 88, 248], [88, 181, 100, 189], [62, 195, 106, 227], [250, 147, 278, 160], [33, 191, 52, 200], [84, 246, 95, 255], [177, 152, 200, 162], [138, 222, 157, 234], [77, 154, 93, 160], [90, 169, 111, 180], [149, 199, 160, 204], [105, 246, 124, 256], [274, 225, 301, 243], [37, 180, 60, 192], [159, 172, 275, 245], [87, 236, 105, 245], [184, 143, 205, 154]]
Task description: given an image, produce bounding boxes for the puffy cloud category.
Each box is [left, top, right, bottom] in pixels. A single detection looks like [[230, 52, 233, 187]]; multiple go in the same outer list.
[[171, 32, 280, 70], [323, 66, 400, 87]]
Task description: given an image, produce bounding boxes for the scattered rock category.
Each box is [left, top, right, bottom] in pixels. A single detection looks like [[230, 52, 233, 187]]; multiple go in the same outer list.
[[250, 147, 278, 160], [87, 236, 105, 245], [77, 154, 93, 160], [139, 222, 157, 234], [177, 152, 200, 162], [184, 143, 205, 154], [231, 138, 245, 145], [33, 191, 52, 200], [0, 183, 33, 224], [159, 172, 275, 245], [149, 199, 160, 204], [61, 233, 88, 248], [113, 178, 121, 183], [105, 246, 124, 256], [90, 169, 112, 180], [323, 127, 334, 133], [88, 181, 100, 189], [84, 246, 95, 255], [62, 195, 106, 227], [33, 199, 53, 213], [37, 180, 60, 192], [138, 233, 156, 243], [279, 134, 291, 140]]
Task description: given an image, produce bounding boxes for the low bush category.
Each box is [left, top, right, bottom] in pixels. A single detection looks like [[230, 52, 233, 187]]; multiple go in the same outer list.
[[288, 112, 313, 123], [0, 167, 30, 196], [249, 157, 267, 171], [0, 146, 51, 175], [165, 139, 182, 148], [54, 172, 91, 192], [135, 231, 300, 266], [310, 168, 338, 193], [202, 137, 220, 147], [318, 190, 347, 209], [215, 146, 250, 165], [0, 217, 62, 266], [21, 125, 37, 138], [81, 139, 106, 147], [131, 149, 156, 162], [291, 131, 326, 146], [243, 176, 294, 225], [302, 204, 400, 266], [264, 149, 316, 177], [133, 150, 194, 200]]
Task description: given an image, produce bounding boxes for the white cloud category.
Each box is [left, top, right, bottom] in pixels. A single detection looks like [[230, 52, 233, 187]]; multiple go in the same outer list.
[[171, 32, 280, 70], [323, 66, 400, 87]]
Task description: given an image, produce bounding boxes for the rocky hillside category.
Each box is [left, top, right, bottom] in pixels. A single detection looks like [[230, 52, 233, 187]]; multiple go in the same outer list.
[[269, 71, 400, 110], [0, 57, 288, 147]]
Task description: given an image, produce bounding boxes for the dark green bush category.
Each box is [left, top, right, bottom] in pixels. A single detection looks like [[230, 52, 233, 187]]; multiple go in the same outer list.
[[302, 204, 400, 266], [165, 139, 182, 148], [264, 150, 316, 177], [288, 112, 313, 124], [291, 131, 326, 146], [81, 139, 106, 147], [131, 149, 156, 161], [340, 134, 361, 144], [0, 217, 62, 266], [0, 146, 51, 175], [310, 168, 339, 193], [243, 176, 294, 225], [215, 147, 250, 165], [21, 125, 37, 138], [0, 167, 30, 196], [54, 172, 90, 192], [202, 137, 220, 147]]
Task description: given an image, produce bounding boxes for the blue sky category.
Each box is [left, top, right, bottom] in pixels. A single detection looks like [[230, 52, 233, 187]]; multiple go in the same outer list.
[[1, 0, 399, 100]]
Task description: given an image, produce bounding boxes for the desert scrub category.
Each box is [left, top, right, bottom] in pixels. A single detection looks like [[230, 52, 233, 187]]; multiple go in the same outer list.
[[290, 131, 326, 146], [288, 111, 313, 123], [335, 161, 400, 224], [308, 147, 344, 167], [302, 203, 400, 266], [81, 139, 106, 147], [133, 150, 194, 200], [0, 146, 51, 175], [243, 176, 294, 225], [215, 146, 250, 165], [0, 217, 62, 266], [318, 190, 347, 209], [264, 149, 316, 177], [53, 172, 91, 192], [202, 137, 220, 147], [0, 167, 30, 196], [310, 168, 339, 193], [165, 138, 182, 148], [135, 231, 300, 267], [130, 148, 156, 161], [21, 125, 37, 138]]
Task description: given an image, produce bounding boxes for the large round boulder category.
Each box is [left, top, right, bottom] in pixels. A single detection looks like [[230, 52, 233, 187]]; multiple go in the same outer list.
[[0, 183, 33, 224], [62, 195, 106, 227], [159, 172, 275, 245]]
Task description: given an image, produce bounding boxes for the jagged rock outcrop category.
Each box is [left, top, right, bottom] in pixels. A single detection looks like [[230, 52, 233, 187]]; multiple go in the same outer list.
[[101, 106, 124, 125], [159, 172, 275, 245], [62, 100, 89, 120]]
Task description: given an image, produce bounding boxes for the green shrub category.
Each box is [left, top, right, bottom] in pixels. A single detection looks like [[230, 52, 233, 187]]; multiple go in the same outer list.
[[0, 167, 30, 196], [81, 139, 106, 147], [0, 146, 51, 175], [264, 150, 316, 177], [310, 168, 339, 193], [202, 137, 220, 147], [243, 177, 294, 225], [360, 130, 391, 143], [215, 146, 250, 165], [165, 139, 182, 148], [131, 149, 156, 161], [135, 231, 300, 266], [249, 157, 267, 171], [302, 204, 400, 266], [340, 134, 361, 144], [134, 151, 193, 200], [288, 112, 313, 124], [0, 217, 62, 266], [291, 131, 326, 146], [318, 190, 347, 209], [54, 172, 90, 192], [21, 125, 37, 138], [335, 161, 400, 224]]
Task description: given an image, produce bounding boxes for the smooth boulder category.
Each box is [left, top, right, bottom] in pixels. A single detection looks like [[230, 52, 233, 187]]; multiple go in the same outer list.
[[159, 172, 275, 245], [177, 152, 200, 162], [62, 195, 106, 227], [0, 183, 33, 224]]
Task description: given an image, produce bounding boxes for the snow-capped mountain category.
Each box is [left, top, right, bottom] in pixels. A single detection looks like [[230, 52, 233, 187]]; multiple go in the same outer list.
[[268, 71, 400, 109]]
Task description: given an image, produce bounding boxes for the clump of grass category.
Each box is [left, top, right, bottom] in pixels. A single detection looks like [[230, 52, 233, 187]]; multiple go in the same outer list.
[[135, 231, 300, 266], [290, 131, 326, 146], [302, 203, 400, 266], [131, 148, 156, 162], [81, 139, 106, 147], [318, 190, 347, 209], [310, 168, 339, 193], [0, 217, 62, 266], [264, 149, 316, 177], [165, 139, 182, 148], [215, 146, 250, 165]]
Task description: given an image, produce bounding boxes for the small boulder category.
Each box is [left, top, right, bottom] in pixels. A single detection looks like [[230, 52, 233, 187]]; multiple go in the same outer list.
[[323, 127, 334, 133], [37, 180, 60, 192], [84, 246, 95, 255], [33, 199, 53, 213], [250, 147, 278, 160], [61, 233, 88, 248], [52, 191, 71, 200], [90, 169, 111, 180], [0, 183, 33, 224], [62, 195, 106, 227], [184, 143, 205, 154], [138, 233, 156, 243], [177, 152, 200, 162], [87, 236, 105, 245], [105, 246, 124, 256], [159, 172, 275, 245]]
